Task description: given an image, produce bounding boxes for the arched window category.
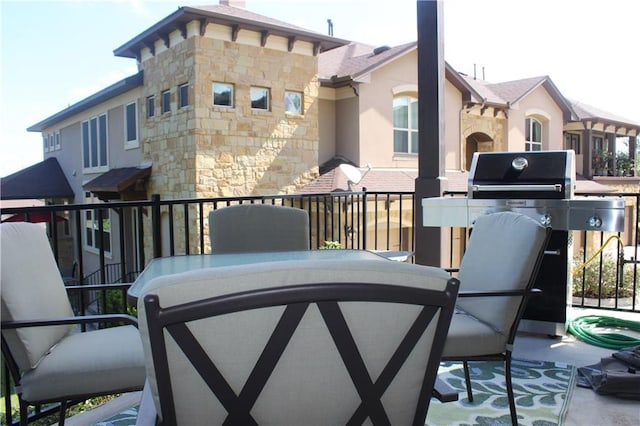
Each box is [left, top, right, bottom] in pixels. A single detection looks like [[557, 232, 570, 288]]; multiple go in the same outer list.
[[393, 96, 418, 154], [525, 117, 542, 151]]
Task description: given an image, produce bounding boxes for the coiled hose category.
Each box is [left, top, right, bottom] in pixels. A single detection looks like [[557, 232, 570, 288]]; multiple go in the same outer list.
[[567, 315, 640, 349]]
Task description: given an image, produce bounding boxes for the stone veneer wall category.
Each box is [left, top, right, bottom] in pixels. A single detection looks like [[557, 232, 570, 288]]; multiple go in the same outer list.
[[139, 33, 321, 255]]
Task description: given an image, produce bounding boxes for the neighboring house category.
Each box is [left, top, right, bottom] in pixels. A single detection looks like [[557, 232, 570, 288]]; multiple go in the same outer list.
[[9, 1, 640, 271]]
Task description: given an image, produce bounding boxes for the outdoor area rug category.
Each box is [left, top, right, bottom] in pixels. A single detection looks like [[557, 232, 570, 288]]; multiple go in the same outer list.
[[426, 359, 577, 426], [95, 358, 576, 426]]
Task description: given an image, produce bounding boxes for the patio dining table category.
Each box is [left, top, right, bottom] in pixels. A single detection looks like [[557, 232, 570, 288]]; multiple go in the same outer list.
[[127, 249, 391, 304]]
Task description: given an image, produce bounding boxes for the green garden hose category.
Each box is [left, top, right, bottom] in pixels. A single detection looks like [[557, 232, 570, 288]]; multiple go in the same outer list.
[[567, 315, 640, 349]]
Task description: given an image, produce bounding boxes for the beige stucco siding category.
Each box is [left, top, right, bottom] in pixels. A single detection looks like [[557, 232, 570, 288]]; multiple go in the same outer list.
[[444, 79, 463, 171], [507, 85, 565, 152]]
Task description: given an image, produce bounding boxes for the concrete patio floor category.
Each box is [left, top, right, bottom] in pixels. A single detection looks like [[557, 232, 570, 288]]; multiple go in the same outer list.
[[64, 307, 640, 426]]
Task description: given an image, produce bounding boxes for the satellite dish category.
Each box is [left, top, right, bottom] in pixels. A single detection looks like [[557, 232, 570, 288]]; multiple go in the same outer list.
[[339, 164, 363, 185], [339, 163, 372, 191]]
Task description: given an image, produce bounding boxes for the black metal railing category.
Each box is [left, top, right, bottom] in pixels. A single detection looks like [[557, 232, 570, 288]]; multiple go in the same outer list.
[[1, 190, 638, 314]]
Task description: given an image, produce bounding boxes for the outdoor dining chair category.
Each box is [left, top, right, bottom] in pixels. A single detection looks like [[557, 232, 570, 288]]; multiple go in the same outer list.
[[441, 211, 552, 426], [136, 258, 459, 425], [0, 222, 146, 425], [209, 203, 309, 253]]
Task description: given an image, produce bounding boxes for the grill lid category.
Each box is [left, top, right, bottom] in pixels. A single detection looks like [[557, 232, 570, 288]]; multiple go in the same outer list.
[[468, 150, 575, 199]]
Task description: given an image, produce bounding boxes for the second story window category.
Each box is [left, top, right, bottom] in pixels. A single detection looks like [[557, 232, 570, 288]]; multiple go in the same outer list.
[[82, 114, 108, 171], [393, 96, 418, 154], [213, 82, 234, 107], [179, 83, 189, 108], [251, 87, 270, 111], [125, 101, 138, 149], [54, 132, 61, 150], [525, 117, 542, 151], [147, 95, 155, 118], [162, 89, 171, 114]]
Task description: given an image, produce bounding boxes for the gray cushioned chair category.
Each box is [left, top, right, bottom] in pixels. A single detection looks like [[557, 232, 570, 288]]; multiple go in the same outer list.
[[209, 204, 309, 253], [441, 212, 551, 426], [137, 258, 459, 425], [0, 222, 146, 425]]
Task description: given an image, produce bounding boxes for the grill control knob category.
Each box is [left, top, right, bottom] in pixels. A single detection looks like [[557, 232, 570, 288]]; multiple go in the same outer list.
[[589, 216, 603, 229], [540, 214, 552, 226], [511, 157, 528, 171]]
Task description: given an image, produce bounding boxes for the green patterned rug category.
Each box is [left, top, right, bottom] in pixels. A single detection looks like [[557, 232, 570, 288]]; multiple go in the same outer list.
[[96, 359, 576, 426], [426, 359, 577, 426]]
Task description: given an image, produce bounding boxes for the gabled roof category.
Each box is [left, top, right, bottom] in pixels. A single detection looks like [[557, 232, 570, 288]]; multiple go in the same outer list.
[[114, 5, 349, 59], [28, 72, 143, 132], [0, 157, 74, 200], [319, 41, 417, 85], [463, 75, 575, 121]]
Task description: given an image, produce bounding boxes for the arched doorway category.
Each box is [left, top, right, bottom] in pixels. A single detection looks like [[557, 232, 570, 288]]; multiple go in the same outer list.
[[465, 132, 494, 171]]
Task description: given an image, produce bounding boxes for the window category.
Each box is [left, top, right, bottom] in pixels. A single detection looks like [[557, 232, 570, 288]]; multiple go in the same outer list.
[[565, 133, 580, 154], [125, 101, 138, 148], [54, 132, 61, 150], [42, 135, 47, 153], [251, 87, 270, 110], [525, 117, 542, 151], [393, 96, 419, 154], [179, 83, 189, 108], [213, 82, 234, 107], [284, 91, 303, 115], [84, 192, 111, 254], [82, 114, 108, 170], [147, 95, 155, 118], [48, 134, 54, 152], [162, 89, 171, 113]]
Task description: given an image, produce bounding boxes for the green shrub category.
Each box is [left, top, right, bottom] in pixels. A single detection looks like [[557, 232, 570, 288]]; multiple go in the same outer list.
[[572, 252, 635, 298], [320, 240, 342, 249]]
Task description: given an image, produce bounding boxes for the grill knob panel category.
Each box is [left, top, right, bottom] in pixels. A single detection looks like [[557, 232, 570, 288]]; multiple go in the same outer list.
[[540, 214, 552, 226]]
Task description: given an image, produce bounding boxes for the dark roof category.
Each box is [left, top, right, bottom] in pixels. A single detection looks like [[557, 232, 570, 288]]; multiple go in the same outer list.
[[318, 42, 416, 84], [28, 72, 143, 132], [300, 158, 613, 194], [0, 157, 74, 200], [114, 5, 349, 59], [83, 165, 152, 201]]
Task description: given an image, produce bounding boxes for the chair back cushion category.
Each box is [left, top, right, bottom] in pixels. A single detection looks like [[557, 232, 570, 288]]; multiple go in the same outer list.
[[209, 204, 309, 253], [138, 258, 455, 425], [456, 212, 548, 334], [1, 223, 75, 371]]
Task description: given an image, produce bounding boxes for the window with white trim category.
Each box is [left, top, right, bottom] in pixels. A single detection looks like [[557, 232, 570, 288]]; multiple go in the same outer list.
[[393, 96, 419, 154], [82, 114, 108, 171], [54, 132, 61, 150], [147, 95, 155, 118], [213, 82, 234, 107], [251, 86, 270, 111], [42, 135, 48, 153], [162, 89, 171, 113], [84, 192, 111, 254], [284, 91, 303, 115], [125, 101, 138, 149], [179, 83, 189, 108], [525, 117, 542, 151]]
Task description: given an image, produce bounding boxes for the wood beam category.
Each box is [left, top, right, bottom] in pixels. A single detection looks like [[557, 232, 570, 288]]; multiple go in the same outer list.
[[261, 30, 269, 47]]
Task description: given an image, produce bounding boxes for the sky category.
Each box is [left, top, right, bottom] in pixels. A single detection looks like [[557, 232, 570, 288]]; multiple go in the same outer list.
[[1, 0, 638, 177]]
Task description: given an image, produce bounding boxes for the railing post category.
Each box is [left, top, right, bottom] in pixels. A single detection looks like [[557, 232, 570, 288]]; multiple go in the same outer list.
[[362, 188, 368, 250], [151, 194, 162, 258]]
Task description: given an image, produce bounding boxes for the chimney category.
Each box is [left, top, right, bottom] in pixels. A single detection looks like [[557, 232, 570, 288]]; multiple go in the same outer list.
[[220, 0, 246, 8]]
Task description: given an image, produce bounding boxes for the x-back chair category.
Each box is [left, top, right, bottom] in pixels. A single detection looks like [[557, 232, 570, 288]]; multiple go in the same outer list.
[[1, 222, 146, 425], [137, 258, 459, 425]]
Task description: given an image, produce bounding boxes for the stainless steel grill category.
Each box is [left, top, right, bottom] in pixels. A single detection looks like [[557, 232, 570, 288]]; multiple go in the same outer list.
[[422, 150, 625, 335]]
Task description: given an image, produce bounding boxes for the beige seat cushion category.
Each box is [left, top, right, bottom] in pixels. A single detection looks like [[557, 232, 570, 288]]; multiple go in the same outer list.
[[20, 325, 146, 402], [442, 310, 507, 357]]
